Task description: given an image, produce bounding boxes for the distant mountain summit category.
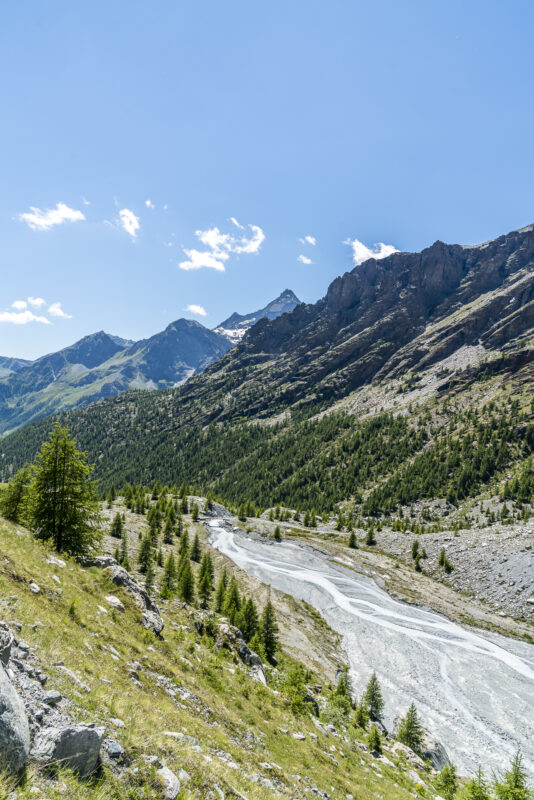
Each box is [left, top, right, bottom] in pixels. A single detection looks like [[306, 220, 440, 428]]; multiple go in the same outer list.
[[214, 289, 300, 343], [0, 289, 299, 435]]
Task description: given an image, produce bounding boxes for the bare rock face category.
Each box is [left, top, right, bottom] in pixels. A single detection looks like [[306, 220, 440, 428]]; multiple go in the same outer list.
[[0, 661, 30, 774], [106, 564, 164, 634], [420, 730, 450, 770], [215, 622, 266, 682], [31, 722, 105, 777]]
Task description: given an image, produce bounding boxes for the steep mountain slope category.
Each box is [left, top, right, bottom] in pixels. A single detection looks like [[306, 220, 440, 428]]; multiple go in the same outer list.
[[2, 224, 534, 515], [214, 288, 301, 343], [0, 290, 298, 435]]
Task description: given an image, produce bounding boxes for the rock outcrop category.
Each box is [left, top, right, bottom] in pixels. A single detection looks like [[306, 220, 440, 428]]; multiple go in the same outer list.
[[0, 661, 30, 774], [106, 564, 164, 634]]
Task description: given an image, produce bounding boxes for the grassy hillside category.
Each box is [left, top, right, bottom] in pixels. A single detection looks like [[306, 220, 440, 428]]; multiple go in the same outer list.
[[0, 499, 451, 800]]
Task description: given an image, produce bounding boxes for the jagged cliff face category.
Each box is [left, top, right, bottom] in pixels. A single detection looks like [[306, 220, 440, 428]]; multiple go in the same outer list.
[[177, 223, 534, 419]]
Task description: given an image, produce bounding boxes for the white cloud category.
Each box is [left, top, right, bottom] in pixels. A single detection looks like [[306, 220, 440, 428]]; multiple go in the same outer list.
[[0, 310, 51, 325], [345, 238, 398, 266], [18, 202, 86, 232], [82, 196, 91, 206], [12, 300, 27, 310], [145, 199, 155, 209], [179, 219, 265, 272], [48, 302, 72, 319], [297, 254, 312, 264], [118, 208, 140, 238], [186, 304, 207, 317], [179, 248, 228, 272], [299, 235, 316, 246], [28, 296, 46, 308]]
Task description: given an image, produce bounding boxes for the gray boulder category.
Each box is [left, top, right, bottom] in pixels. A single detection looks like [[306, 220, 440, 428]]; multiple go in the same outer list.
[[32, 722, 105, 777], [0, 662, 30, 774], [156, 765, 181, 799]]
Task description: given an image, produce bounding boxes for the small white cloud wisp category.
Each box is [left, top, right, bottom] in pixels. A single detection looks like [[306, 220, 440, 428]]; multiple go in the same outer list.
[[18, 202, 86, 232], [118, 208, 140, 238], [299, 235, 316, 246], [145, 199, 155, 209], [12, 300, 27, 311], [297, 254, 312, 264], [48, 302, 72, 319], [28, 297, 46, 308], [179, 219, 265, 272], [345, 238, 398, 267], [186, 304, 207, 317]]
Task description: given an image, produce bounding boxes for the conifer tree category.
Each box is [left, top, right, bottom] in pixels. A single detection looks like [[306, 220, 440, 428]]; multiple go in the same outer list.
[[180, 497, 188, 514], [145, 560, 155, 595], [214, 568, 228, 612], [0, 465, 31, 523], [190, 532, 201, 562], [157, 547, 164, 567], [367, 725, 382, 754], [260, 599, 279, 662], [163, 515, 174, 544], [161, 552, 177, 596], [110, 512, 123, 538], [26, 423, 101, 555], [436, 764, 458, 800], [176, 513, 183, 538], [198, 552, 215, 608], [119, 530, 130, 570], [494, 752, 531, 800], [397, 702, 423, 752], [179, 527, 190, 555], [191, 502, 199, 522], [365, 526, 376, 546], [273, 525, 282, 541], [224, 577, 241, 624], [465, 767, 491, 800], [354, 700, 369, 728], [178, 560, 195, 603], [138, 533, 153, 573], [364, 672, 384, 720], [239, 597, 259, 641], [348, 530, 357, 548]]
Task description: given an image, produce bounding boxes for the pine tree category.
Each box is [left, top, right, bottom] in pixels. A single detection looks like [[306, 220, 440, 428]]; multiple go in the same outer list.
[[176, 513, 183, 538], [215, 568, 228, 612], [224, 577, 241, 624], [191, 502, 199, 522], [348, 530, 357, 549], [179, 527, 190, 555], [198, 552, 214, 608], [110, 512, 123, 538], [364, 672, 384, 720], [157, 547, 164, 567], [0, 465, 31, 522], [138, 534, 153, 573], [260, 600, 279, 663], [273, 525, 282, 541], [367, 725, 382, 754], [465, 767, 491, 800], [205, 492, 214, 511], [190, 532, 201, 562], [411, 539, 419, 559], [178, 560, 195, 604], [439, 546, 446, 567], [161, 552, 177, 597], [145, 560, 155, 595], [365, 527, 376, 546], [180, 497, 188, 514], [436, 764, 458, 800], [26, 423, 101, 555], [494, 752, 531, 800], [239, 597, 259, 641], [163, 515, 174, 544], [397, 702, 423, 752], [119, 531, 130, 570]]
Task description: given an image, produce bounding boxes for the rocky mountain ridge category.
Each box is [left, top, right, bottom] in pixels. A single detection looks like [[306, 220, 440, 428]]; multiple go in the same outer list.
[[0, 289, 299, 436]]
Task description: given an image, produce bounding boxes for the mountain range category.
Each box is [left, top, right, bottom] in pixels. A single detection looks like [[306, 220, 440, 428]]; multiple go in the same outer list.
[[1, 222, 533, 513], [0, 289, 300, 436]]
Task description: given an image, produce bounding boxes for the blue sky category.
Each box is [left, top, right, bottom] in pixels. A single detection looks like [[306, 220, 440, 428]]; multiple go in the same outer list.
[[1, 1, 533, 359]]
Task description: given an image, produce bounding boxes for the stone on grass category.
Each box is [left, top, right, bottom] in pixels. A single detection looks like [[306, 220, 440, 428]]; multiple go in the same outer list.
[[105, 595, 125, 612], [43, 690, 62, 706], [31, 722, 105, 777], [156, 765, 181, 799]]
